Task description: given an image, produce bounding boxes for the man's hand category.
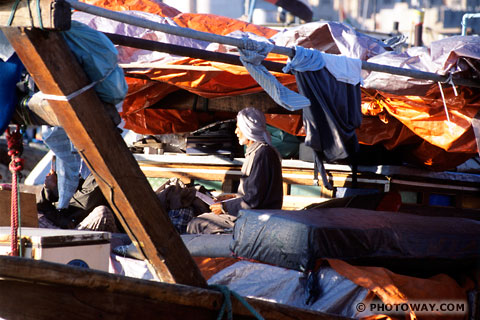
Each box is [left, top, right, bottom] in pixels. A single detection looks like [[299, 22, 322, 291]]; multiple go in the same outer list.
[[44, 170, 58, 192], [210, 203, 224, 215], [214, 193, 237, 202]]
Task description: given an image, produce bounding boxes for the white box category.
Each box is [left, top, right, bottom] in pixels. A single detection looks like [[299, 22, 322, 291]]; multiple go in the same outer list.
[[0, 227, 111, 272]]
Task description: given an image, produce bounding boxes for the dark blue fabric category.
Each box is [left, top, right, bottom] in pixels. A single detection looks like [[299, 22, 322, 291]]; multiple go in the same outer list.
[[294, 67, 362, 188], [231, 207, 480, 273], [0, 54, 24, 133]]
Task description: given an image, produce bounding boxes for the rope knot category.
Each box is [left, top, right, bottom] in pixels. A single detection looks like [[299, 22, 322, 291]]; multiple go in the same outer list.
[[9, 157, 24, 173], [6, 126, 24, 158]]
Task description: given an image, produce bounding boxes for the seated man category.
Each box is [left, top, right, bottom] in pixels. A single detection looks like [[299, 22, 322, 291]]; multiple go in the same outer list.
[[187, 107, 283, 234], [37, 168, 119, 233]]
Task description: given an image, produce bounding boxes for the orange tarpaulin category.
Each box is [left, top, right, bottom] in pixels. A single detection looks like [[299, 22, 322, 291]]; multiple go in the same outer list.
[[265, 113, 305, 136], [359, 87, 479, 170], [83, 0, 181, 17], [82, 0, 479, 170], [193, 256, 240, 280], [356, 116, 475, 171], [173, 13, 279, 38], [361, 87, 480, 153], [87, 0, 288, 98], [327, 259, 472, 320], [87, 0, 298, 133], [140, 59, 296, 99]]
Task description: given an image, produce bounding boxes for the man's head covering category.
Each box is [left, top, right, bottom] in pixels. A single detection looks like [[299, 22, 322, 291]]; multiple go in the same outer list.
[[237, 107, 271, 144]]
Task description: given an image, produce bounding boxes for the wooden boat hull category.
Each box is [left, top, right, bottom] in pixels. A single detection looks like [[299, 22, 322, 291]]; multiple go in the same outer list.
[[0, 256, 348, 320]]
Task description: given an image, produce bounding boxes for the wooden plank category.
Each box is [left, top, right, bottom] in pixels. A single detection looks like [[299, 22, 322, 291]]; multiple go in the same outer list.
[[139, 163, 242, 181], [0, 0, 70, 30], [26, 92, 61, 126], [0, 256, 351, 320], [139, 161, 390, 194], [128, 87, 287, 114], [0, 190, 38, 227], [282, 195, 329, 210], [209, 91, 288, 113], [1, 27, 206, 287]]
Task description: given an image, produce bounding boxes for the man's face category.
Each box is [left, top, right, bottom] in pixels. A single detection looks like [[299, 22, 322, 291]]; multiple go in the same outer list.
[[235, 124, 248, 146]]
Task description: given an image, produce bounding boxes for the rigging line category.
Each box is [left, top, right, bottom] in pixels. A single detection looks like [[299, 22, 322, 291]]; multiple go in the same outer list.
[[65, 0, 480, 89], [7, 0, 21, 26], [26, 0, 34, 27], [36, 0, 44, 29]]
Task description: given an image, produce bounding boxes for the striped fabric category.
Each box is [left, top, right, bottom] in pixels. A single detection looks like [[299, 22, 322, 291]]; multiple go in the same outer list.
[[238, 36, 311, 112]]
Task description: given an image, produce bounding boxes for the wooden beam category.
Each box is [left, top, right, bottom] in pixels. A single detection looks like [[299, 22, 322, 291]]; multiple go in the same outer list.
[[151, 89, 286, 114], [138, 161, 390, 194], [0, 256, 351, 320], [0, 0, 70, 30], [26, 91, 61, 126], [1, 27, 206, 287]]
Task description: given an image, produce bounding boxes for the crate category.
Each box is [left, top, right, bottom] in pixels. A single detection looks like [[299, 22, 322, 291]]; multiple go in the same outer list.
[[0, 190, 38, 227], [0, 227, 111, 271]]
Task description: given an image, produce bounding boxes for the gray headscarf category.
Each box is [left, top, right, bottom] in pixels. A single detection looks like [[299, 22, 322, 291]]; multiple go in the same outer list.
[[236, 107, 271, 144]]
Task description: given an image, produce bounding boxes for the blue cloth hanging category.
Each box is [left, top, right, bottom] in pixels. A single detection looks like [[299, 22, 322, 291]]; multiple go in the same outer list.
[[0, 54, 24, 133]]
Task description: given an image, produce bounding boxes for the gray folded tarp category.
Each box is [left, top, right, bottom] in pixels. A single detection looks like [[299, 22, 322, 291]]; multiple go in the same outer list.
[[181, 234, 233, 257], [231, 207, 480, 273], [208, 260, 368, 318], [113, 234, 233, 259]]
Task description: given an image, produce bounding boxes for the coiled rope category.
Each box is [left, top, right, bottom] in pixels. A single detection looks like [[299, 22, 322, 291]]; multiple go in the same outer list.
[[6, 125, 24, 256]]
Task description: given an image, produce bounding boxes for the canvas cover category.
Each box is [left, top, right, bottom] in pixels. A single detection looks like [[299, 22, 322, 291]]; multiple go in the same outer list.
[[231, 207, 480, 273], [109, 251, 469, 319], [62, 21, 128, 105], [208, 259, 469, 320], [209, 261, 369, 318], [77, 0, 480, 170]]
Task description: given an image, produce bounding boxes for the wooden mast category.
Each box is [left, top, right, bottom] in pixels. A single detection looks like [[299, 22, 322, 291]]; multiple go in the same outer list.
[[1, 26, 206, 288]]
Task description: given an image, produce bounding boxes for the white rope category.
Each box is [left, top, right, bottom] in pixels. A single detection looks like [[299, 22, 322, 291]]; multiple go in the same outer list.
[[37, 67, 114, 101], [438, 81, 455, 134], [38, 81, 97, 101], [447, 75, 458, 97]]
